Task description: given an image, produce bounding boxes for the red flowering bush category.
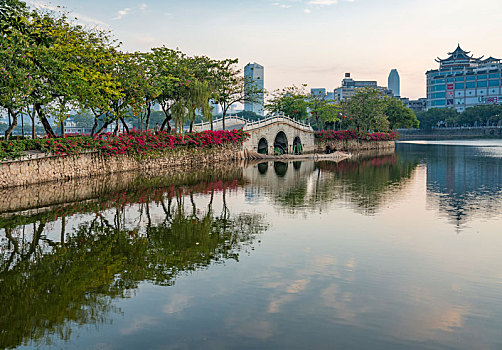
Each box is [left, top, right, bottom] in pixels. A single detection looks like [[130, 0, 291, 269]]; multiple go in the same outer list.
[[315, 130, 399, 141], [0, 129, 249, 160]]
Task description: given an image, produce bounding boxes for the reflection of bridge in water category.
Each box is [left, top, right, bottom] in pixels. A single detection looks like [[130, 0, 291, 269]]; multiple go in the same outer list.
[[193, 115, 316, 155]]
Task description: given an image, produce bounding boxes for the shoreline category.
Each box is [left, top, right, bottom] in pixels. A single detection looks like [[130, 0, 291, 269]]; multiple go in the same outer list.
[[0, 140, 395, 188]]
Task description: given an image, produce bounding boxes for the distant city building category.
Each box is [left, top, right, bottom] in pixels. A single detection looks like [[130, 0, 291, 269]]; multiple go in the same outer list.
[[311, 88, 326, 99], [326, 92, 335, 100], [401, 97, 427, 112], [334, 73, 392, 101], [388, 69, 400, 97], [426, 45, 502, 112], [64, 118, 92, 135], [244, 63, 264, 116]]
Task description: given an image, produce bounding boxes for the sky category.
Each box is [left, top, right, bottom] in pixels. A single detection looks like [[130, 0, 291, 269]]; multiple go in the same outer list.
[[26, 0, 502, 99]]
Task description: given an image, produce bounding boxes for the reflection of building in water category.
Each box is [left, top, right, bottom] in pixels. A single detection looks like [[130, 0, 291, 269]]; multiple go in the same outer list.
[[398, 143, 502, 228]]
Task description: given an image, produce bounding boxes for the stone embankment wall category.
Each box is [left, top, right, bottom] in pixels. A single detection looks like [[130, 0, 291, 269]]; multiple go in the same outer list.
[[0, 144, 242, 188], [398, 127, 502, 140], [315, 139, 395, 153], [0, 163, 243, 214]]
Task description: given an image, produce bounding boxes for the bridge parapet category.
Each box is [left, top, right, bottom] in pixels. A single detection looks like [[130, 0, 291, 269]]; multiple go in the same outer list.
[[243, 116, 313, 133]]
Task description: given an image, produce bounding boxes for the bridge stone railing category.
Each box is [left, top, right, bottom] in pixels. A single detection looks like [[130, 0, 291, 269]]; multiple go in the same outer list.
[[191, 115, 313, 133], [243, 116, 313, 132], [192, 115, 248, 132]]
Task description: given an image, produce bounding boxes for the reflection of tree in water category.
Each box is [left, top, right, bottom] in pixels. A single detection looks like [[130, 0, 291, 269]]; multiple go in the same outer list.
[[272, 153, 419, 214], [0, 185, 267, 349]]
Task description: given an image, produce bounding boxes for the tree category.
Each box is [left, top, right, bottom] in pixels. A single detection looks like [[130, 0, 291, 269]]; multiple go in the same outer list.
[[266, 85, 309, 121], [384, 97, 419, 129], [415, 108, 459, 130], [345, 87, 389, 131], [307, 96, 341, 130], [150, 47, 186, 132], [212, 59, 262, 130], [0, 0, 36, 139]]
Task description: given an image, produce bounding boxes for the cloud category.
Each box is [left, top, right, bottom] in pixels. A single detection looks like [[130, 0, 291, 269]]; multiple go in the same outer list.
[[308, 0, 338, 4], [304, 8, 311, 13], [273, 2, 293, 8], [139, 3, 148, 11], [113, 7, 131, 20], [26, 0, 107, 27]]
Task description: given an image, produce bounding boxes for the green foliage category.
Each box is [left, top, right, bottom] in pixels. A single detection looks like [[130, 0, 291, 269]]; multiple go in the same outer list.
[[384, 96, 419, 129], [416, 105, 502, 130], [266, 85, 310, 121], [415, 108, 459, 130], [344, 87, 389, 131], [236, 110, 261, 121]]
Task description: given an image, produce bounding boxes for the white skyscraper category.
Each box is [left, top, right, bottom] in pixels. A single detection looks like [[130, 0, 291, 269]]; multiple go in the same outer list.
[[388, 69, 400, 97], [244, 63, 264, 116]]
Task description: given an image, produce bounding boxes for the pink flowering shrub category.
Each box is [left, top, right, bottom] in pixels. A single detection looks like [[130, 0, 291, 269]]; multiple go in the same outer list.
[[315, 130, 399, 141], [0, 129, 249, 160]]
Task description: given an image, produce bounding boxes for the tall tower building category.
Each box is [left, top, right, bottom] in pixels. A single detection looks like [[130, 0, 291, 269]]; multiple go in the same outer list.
[[244, 63, 264, 116], [388, 69, 400, 97]]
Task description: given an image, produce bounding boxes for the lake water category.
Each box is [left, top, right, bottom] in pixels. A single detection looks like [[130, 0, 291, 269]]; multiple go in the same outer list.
[[2, 140, 502, 349]]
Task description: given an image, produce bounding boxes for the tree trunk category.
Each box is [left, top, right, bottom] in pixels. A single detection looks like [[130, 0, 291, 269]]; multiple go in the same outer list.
[[119, 117, 130, 133], [21, 113, 24, 138], [4, 109, 18, 140], [35, 104, 56, 137], [160, 103, 171, 132], [160, 114, 171, 132], [90, 117, 99, 137], [29, 107, 36, 139], [95, 119, 114, 136], [222, 110, 226, 130], [145, 103, 151, 131], [189, 120, 194, 133]]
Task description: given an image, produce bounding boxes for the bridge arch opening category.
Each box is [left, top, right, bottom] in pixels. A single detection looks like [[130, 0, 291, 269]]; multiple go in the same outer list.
[[274, 131, 288, 155], [292, 136, 302, 155], [258, 138, 268, 154]]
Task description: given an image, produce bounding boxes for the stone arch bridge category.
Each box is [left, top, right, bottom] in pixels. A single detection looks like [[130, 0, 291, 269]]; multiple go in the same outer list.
[[242, 116, 315, 155], [193, 115, 315, 154]]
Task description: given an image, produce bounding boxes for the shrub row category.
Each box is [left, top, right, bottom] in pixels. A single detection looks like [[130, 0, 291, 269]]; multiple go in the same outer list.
[[0, 129, 249, 161], [315, 129, 399, 141]]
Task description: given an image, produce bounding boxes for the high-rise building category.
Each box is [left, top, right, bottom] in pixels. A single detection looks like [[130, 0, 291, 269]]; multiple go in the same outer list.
[[244, 63, 264, 116], [388, 69, 400, 97], [334, 73, 392, 101], [426, 45, 502, 111]]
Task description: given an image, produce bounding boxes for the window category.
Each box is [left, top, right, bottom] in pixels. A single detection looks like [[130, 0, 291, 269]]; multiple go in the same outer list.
[[434, 79, 445, 84], [436, 84, 446, 91], [433, 100, 445, 106], [477, 74, 487, 80], [455, 83, 465, 89], [489, 80, 500, 87], [466, 82, 475, 88], [447, 78, 454, 82], [477, 81, 487, 88], [435, 92, 446, 99], [489, 73, 499, 79], [466, 76, 476, 81], [455, 77, 465, 82]]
